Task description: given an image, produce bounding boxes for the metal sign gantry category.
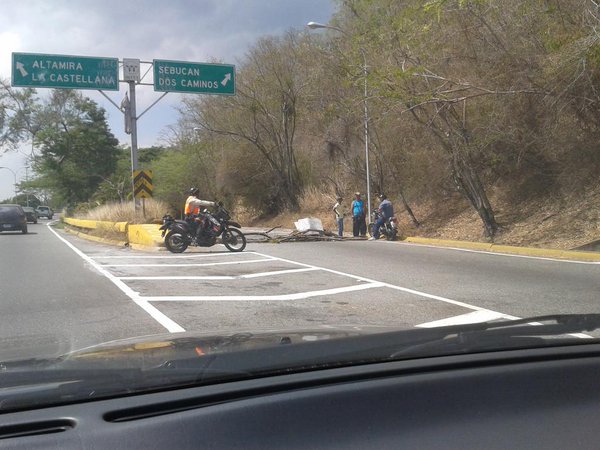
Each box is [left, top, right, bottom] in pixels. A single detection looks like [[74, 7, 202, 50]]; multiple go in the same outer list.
[[11, 52, 236, 207]]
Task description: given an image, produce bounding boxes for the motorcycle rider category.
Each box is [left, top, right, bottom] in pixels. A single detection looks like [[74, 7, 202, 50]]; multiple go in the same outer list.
[[369, 193, 394, 241], [184, 187, 217, 237]]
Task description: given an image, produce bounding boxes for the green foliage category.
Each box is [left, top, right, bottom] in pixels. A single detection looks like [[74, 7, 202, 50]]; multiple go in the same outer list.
[[32, 90, 120, 205]]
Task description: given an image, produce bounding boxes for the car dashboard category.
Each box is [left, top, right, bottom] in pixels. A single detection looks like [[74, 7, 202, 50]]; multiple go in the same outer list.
[[1, 343, 600, 449]]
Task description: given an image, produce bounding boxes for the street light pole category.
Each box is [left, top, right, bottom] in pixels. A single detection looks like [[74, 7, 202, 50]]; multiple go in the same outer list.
[[0, 167, 18, 198], [307, 21, 372, 220]]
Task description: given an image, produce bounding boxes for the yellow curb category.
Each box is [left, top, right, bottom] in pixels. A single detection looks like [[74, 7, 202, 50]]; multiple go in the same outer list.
[[405, 237, 493, 251], [64, 217, 127, 233], [403, 236, 600, 262], [64, 226, 128, 247]]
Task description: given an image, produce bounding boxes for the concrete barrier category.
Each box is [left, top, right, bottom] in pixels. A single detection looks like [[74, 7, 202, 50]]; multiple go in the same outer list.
[[63, 217, 127, 233], [63, 217, 164, 251], [127, 224, 164, 250]]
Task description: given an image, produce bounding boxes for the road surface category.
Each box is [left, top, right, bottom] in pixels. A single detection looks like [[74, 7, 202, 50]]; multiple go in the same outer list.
[[1, 220, 598, 360]]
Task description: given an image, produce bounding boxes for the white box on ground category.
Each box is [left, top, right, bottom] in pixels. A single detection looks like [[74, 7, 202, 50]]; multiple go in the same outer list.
[[294, 217, 324, 232]]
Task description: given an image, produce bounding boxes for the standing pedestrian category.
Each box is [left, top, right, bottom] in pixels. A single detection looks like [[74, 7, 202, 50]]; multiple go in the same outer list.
[[333, 196, 346, 237], [351, 192, 367, 237]]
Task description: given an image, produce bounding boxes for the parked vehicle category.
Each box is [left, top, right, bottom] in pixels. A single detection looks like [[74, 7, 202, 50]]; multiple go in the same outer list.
[[35, 206, 54, 219], [0, 204, 28, 234], [160, 204, 246, 253], [22, 206, 38, 224], [368, 210, 399, 241]]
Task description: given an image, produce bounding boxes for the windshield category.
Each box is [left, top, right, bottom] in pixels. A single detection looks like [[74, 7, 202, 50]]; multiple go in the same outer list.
[[0, 0, 599, 411]]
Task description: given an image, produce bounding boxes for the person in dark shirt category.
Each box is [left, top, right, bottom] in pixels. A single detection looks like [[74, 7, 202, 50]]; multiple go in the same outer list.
[[369, 193, 394, 240]]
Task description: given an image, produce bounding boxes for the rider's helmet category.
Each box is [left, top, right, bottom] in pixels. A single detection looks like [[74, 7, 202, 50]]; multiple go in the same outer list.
[[188, 187, 200, 197], [378, 193, 387, 200]]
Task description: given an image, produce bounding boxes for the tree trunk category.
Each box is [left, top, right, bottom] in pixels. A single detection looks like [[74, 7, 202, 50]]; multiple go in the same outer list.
[[451, 151, 498, 237], [399, 188, 420, 227]]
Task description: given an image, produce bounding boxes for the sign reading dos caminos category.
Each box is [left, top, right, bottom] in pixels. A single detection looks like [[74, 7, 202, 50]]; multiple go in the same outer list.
[[12, 53, 119, 91], [153, 59, 235, 95]]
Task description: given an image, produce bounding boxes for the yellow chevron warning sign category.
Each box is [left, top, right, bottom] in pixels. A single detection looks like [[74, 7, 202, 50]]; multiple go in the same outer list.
[[133, 170, 153, 198]]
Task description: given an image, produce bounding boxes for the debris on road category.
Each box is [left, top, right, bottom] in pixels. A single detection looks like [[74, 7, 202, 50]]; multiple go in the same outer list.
[[243, 226, 345, 243]]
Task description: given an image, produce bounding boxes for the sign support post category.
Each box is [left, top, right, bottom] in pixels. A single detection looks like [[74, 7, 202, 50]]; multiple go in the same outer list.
[[128, 80, 139, 209]]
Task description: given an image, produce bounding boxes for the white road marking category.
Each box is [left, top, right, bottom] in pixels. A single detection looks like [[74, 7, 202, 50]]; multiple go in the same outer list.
[[118, 267, 319, 281], [251, 251, 501, 312], [241, 267, 319, 278], [393, 241, 600, 265], [250, 252, 593, 339], [143, 282, 385, 302], [417, 313, 592, 339], [46, 223, 186, 333], [102, 258, 275, 267], [93, 252, 261, 259], [416, 310, 511, 328], [48, 223, 594, 340]]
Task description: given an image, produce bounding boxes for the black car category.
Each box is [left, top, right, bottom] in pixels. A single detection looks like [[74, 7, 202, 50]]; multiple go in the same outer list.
[[22, 206, 38, 224], [0, 204, 28, 234]]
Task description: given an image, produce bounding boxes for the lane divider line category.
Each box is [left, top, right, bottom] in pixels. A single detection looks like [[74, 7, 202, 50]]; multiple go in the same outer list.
[[102, 258, 276, 268], [46, 222, 186, 333], [92, 251, 263, 259], [416, 310, 513, 328], [118, 267, 320, 281], [142, 282, 384, 302]]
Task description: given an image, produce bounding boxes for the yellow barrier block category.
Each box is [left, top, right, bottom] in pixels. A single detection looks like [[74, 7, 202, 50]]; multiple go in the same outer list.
[[128, 224, 164, 247]]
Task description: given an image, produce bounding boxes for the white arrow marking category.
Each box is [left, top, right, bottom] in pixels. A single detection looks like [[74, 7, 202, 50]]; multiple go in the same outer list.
[[16, 62, 28, 77], [221, 73, 231, 86]]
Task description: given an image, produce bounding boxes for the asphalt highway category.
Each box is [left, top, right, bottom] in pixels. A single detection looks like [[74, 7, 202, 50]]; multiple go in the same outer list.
[[0, 220, 598, 360]]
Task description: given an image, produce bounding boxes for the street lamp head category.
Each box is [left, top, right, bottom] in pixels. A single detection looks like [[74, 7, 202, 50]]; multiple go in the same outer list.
[[307, 21, 327, 30], [306, 21, 346, 35]]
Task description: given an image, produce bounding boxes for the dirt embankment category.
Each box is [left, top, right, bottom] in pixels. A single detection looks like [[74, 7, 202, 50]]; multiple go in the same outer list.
[[239, 184, 600, 250]]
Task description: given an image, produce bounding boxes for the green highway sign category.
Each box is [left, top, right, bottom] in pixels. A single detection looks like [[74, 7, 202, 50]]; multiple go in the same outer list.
[[11, 53, 119, 91], [153, 59, 235, 95]]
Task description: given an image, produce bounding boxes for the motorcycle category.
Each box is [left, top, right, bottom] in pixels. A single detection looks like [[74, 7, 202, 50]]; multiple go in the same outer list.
[[368, 210, 399, 241], [160, 204, 247, 253]]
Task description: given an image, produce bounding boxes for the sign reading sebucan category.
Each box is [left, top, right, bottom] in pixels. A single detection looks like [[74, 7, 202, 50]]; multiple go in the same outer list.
[[153, 59, 235, 95], [11, 53, 119, 91]]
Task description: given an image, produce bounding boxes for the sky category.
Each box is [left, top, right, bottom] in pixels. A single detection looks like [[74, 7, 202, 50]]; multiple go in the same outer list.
[[0, 0, 335, 200]]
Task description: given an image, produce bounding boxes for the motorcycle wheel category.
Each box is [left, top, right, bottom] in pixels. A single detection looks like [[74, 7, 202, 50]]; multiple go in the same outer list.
[[165, 231, 189, 253], [388, 229, 398, 241], [222, 228, 246, 252]]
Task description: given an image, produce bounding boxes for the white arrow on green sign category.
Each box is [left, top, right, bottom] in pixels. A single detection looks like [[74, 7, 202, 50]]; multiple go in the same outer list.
[[153, 59, 235, 95], [11, 53, 119, 91]]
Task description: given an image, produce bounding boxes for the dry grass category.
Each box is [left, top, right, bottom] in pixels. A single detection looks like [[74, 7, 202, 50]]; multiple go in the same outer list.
[[75, 199, 171, 224], [239, 186, 345, 232], [241, 184, 600, 250]]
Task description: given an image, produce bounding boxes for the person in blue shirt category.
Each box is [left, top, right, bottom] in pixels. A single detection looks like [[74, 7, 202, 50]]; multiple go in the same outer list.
[[351, 192, 367, 237], [369, 193, 394, 240]]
